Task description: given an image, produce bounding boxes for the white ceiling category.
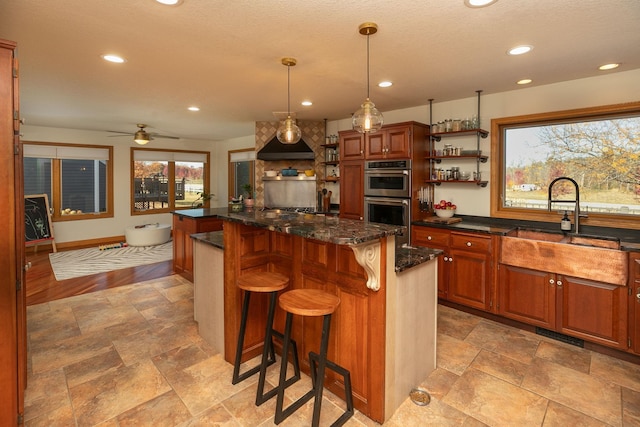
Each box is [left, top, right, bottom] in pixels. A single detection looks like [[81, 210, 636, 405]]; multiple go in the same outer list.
[[1, 0, 639, 142]]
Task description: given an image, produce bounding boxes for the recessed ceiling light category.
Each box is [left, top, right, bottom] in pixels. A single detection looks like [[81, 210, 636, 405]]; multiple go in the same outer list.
[[378, 81, 393, 88], [599, 63, 619, 71], [155, 0, 183, 5], [188, 106, 200, 111], [464, 0, 498, 7], [301, 101, 312, 106], [507, 45, 533, 56], [517, 79, 532, 85], [101, 54, 126, 63]]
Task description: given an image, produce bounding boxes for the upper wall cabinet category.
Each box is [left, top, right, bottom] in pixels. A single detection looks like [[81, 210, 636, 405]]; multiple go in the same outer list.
[[365, 125, 412, 159]]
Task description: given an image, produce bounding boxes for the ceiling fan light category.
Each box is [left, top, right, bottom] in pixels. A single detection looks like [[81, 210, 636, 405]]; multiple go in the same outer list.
[[134, 130, 150, 145], [277, 116, 301, 145], [352, 98, 384, 133]]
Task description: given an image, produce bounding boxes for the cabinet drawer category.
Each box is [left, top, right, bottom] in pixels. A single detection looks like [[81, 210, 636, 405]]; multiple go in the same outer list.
[[451, 232, 491, 252], [412, 226, 450, 247]]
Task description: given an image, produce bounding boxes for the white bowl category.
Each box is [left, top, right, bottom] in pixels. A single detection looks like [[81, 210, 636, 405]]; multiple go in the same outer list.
[[435, 209, 455, 218], [265, 170, 277, 177]]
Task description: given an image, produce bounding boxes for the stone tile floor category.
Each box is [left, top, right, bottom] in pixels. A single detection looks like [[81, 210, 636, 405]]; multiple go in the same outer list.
[[24, 275, 640, 426]]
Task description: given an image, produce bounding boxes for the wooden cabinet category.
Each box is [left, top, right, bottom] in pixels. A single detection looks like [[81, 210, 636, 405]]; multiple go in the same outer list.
[[0, 39, 24, 426], [339, 161, 365, 220], [448, 232, 494, 311], [172, 214, 223, 281], [412, 226, 494, 311], [365, 125, 411, 159], [339, 122, 429, 222], [631, 252, 640, 354], [340, 132, 365, 161], [412, 226, 449, 298], [498, 264, 628, 350]]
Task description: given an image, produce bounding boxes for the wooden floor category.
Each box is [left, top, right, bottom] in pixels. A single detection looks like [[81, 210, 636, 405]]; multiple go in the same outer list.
[[26, 249, 173, 306]]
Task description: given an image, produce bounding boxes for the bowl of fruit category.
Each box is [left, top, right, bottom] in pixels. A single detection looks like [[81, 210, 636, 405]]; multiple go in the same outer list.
[[434, 199, 456, 218]]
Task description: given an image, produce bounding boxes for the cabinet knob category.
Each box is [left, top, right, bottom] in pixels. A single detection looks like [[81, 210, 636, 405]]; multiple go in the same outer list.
[[466, 242, 472, 247], [549, 279, 555, 285], [556, 280, 563, 287], [427, 236, 432, 240]]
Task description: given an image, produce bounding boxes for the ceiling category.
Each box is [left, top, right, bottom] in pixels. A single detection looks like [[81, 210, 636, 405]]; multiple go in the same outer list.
[[1, 0, 639, 142]]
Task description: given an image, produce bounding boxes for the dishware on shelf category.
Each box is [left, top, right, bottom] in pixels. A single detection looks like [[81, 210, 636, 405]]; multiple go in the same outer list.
[[460, 171, 471, 181]]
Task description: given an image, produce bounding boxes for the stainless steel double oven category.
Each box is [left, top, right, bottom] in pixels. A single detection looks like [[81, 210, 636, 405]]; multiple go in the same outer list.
[[363, 160, 411, 247]]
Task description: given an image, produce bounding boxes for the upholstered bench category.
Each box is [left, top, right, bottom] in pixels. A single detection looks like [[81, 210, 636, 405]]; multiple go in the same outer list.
[[125, 223, 171, 246]]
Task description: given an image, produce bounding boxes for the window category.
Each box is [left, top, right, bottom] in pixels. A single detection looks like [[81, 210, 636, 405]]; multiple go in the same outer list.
[[132, 148, 209, 214], [23, 143, 113, 221], [491, 101, 640, 229], [228, 149, 255, 200]]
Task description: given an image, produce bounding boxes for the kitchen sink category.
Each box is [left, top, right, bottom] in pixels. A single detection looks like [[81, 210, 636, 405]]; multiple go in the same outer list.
[[501, 228, 627, 285], [505, 228, 621, 249]]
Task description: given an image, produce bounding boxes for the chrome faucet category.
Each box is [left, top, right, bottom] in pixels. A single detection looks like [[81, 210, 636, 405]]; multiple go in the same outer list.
[[548, 177, 587, 233]]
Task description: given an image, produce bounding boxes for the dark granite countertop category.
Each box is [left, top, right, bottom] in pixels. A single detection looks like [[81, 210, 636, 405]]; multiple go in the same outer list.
[[191, 231, 224, 249], [412, 215, 640, 251], [176, 207, 404, 245], [186, 213, 440, 273], [395, 245, 442, 273]]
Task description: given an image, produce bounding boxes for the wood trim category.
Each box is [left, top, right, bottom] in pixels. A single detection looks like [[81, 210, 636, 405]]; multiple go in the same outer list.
[[490, 101, 640, 230]]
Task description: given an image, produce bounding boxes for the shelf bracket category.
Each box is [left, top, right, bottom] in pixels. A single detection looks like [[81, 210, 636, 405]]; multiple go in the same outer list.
[[349, 240, 381, 291]]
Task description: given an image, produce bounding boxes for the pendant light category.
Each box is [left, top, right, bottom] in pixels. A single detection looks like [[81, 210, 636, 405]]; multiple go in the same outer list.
[[277, 57, 302, 145], [352, 22, 384, 134]]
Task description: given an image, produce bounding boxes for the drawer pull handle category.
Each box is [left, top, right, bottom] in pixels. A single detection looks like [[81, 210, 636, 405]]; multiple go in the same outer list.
[[466, 242, 472, 247], [427, 236, 432, 240]]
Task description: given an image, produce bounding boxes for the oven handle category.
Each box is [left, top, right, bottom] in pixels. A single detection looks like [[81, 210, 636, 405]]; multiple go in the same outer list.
[[365, 169, 410, 175], [365, 197, 410, 206]]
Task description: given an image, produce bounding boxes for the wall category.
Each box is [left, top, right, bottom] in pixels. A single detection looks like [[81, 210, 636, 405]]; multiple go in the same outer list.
[[327, 68, 640, 217], [21, 68, 640, 242], [20, 126, 253, 244]]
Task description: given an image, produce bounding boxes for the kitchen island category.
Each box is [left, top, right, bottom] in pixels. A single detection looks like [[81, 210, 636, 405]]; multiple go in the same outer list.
[[183, 208, 440, 423]]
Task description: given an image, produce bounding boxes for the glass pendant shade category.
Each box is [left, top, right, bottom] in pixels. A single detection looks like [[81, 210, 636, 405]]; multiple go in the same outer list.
[[277, 115, 302, 144], [276, 57, 301, 145], [352, 98, 383, 133], [353, 22, 383, 134]]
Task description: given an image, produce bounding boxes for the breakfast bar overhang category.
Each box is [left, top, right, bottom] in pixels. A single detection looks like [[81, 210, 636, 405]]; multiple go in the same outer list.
[[182, 208, 440, 423]]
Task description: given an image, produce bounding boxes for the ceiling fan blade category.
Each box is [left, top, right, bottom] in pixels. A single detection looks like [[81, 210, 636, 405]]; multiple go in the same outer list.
[[149, 133, 181, 140]]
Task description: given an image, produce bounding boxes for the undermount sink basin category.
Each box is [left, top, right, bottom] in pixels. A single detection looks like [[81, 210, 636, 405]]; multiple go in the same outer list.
[[501, 229, 627, 285]]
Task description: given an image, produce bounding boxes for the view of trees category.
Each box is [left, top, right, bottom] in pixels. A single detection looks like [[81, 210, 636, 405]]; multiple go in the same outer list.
[[504, 116, 640, 214]]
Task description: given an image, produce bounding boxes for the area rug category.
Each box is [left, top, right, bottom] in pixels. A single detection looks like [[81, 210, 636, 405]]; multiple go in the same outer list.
[[49, 241, 173, 281]]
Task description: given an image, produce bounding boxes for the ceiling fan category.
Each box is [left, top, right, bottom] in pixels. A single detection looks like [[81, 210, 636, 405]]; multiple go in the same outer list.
[[107, 124, 180, 145]]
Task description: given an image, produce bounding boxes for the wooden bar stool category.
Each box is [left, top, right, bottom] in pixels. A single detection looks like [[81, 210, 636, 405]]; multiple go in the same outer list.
[[231, 271, 300, 406], [275, 289, 354, 427]]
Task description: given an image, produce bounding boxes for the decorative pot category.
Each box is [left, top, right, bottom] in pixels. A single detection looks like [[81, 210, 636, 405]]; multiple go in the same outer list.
[[244, 198, 255, 207]]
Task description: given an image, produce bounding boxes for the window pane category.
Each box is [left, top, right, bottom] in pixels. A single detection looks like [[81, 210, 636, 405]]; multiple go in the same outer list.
[[60, 159, 107, 215], [234, 161, 252, 199], [133, 160, 169, 212], [23, 157, 52, 202], [503, 116, 640, 216], [175, 161, 204, 208]]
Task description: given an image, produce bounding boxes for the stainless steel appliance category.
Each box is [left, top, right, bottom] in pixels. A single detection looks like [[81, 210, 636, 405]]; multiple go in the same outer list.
[[364, 196, 410, 247], [364, 160, 411, 198]]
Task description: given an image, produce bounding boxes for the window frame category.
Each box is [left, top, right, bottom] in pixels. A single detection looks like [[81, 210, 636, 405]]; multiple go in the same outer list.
[[131, 147, 210, 215], [490, 101, 640, 230], [23, 141, 114, 222]]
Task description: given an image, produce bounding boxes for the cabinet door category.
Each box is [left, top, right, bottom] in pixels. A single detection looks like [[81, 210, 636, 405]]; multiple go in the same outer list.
[[340, 132, 365, 161], [498, 265, 556, 329], [449, 247, 492, 311], [411, 226, 450, 298], [339, 161, 364, 220], [631, 252, 640, 354], [384, 125, 411, 159], [365, 132, 385, 159], [559, 275, 628, 350]]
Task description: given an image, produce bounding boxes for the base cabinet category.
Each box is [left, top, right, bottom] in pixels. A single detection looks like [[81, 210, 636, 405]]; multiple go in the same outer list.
[[631, 252, 640, 354], [498, 264, 628, 350], [172, 214, 223, 281], [412, 226, 494, 311]]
